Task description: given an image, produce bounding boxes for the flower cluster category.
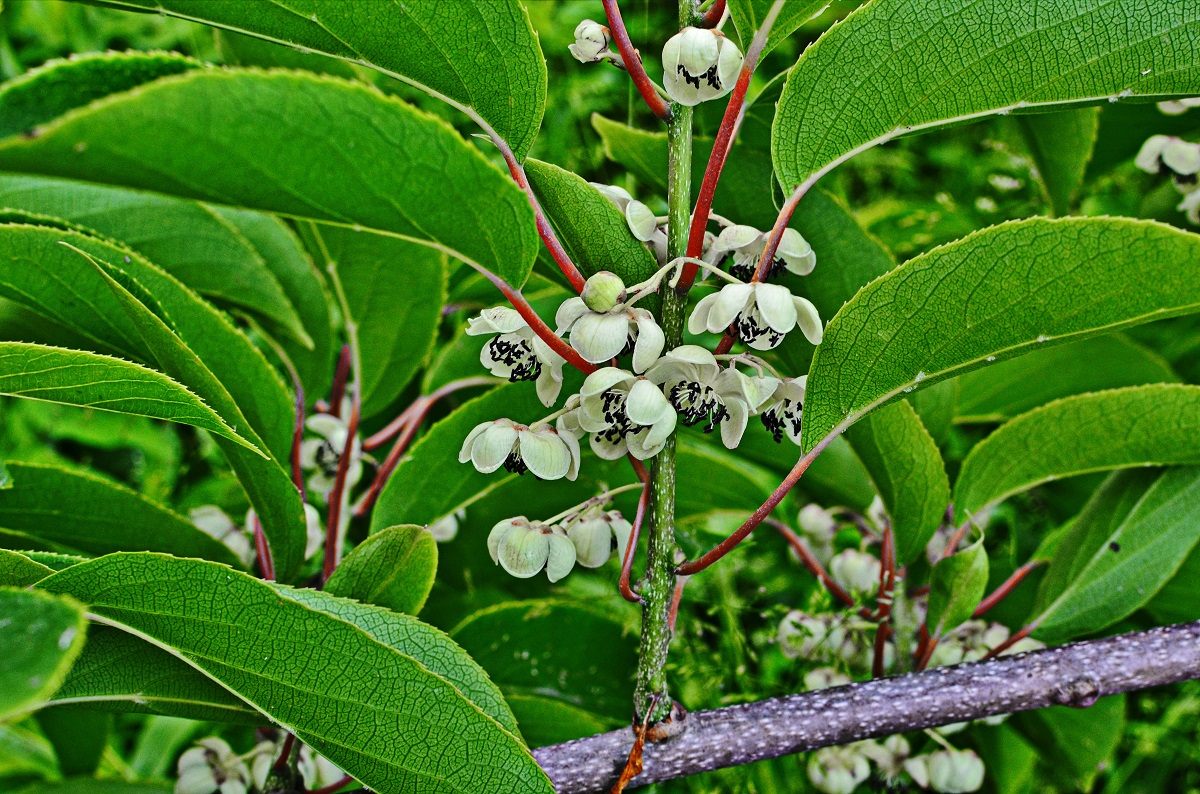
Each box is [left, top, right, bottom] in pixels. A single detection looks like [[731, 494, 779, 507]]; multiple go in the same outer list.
[[487, 505, 632, 582], [1136, 134, 1200, 223], [807, 735, 985, 794]]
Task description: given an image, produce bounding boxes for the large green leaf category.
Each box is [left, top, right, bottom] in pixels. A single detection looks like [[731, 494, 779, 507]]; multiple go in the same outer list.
[[526, 158, 659, 290], [954, 385, 1200, 522], [1031, 467, 1200, 643], [844, 401, 950, 565], [0, 588, 87, 721], [1015, 108, 1100, 218], [773, 0, 1200, 189], [0, 173, 308, 346], [0, 462, 243, 566], [299, 223, 445, 419], [47, 626, 259, 725], [451, 601, 635, 747], [0, 342, 255, 451], [1014, 696, 1125, 790], [0, 549, 55, 588], [69, 0, 547, 158], [955, 334, 1178, 424], [0, 721, 58, 781], [802, 218, 1200, 452], [324, 525, 437, 616], [727, 0, 829, 57], [0, 68, 538, 286], [38, 554, 551, 793], [926, 535, 988, 638]]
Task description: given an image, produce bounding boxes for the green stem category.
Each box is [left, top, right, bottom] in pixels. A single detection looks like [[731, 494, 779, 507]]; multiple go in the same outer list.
[[633, 81, 692, 721]]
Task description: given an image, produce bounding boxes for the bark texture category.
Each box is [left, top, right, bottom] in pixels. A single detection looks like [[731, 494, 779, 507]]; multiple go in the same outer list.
[[534, 621, 1200, 793]]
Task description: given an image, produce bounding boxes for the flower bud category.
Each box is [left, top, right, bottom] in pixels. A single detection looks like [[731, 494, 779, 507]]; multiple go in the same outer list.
[[927, 749, 985, 793], [661, 27, 743, 106], [798, 503, 836, 541], [488, 517, 577, 581], [803, 666, 851, 691], [830, 549, 882, 597], [568, 19, 614, 63], [176, 738, 251, 794], [581, 270, 627, 313], [807, 746, 870, 794]]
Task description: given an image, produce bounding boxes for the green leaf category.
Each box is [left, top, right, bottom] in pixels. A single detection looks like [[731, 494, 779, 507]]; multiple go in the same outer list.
[[844, 401, 950, 565], [0, 342, 256, 451], [925, 534, 988, 638], [677, 435, 777, 515], [451, 601, 634, 746], [1031, 467, 1200, 643], [727, 0, 829, 57], [1014, 696, 1125, 790], [955, 334, 1178, 423], [34, 709, 109, 777], [802, 218, 1200, 452], [324, 525, 438, 616], [773, 0, 1200, 190], [0, 68, 539, 286], [0, 173, 310, 347], [907, 380, 957, 447], [0, 549, 55, 588], [69, 0, 547, 158], [954, 385, 1200, 523], [525, 158, 659, 290], [1015, 108, 1100, 217], [15, 781, 172, 794], [0, 50, 199, 139], [47, 626, 259, 725], [299, 223, 446, 419], [0, 721, 58, 781], [38, 554, 550, 792], [0, 462, 243, 566], [0, 588, 87, 722]]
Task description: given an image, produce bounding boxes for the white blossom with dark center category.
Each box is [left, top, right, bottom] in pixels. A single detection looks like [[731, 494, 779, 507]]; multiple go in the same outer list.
[[706, 224, 816, 282], [1136, 134, 1200, 190], [467, 307, 565, 407], [556, 297, 665, 373], [299, 412, 362, 500], [646, 345, 771, 449], [759, 376, 807, 445], [689, 282, 823, 350], [661, 27, 743, 106], [573, 367, 676, 460], [459, 418, 580, 481]]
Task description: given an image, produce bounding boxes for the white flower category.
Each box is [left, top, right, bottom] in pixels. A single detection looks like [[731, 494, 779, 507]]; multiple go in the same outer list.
[[760, 376, 807, 444], [189, 506, 254, 567], [1180, 189, 1200, 224], [557, 296, 665, 372], [488, 517, 577, 581], [803, 666, 851, 691], [568, 19, 618, 64], [577, 368, 677, 460], [688, 282, 823, 350], [861, 735, 912, 780], [1136, 135, 1200, 189], [467, 307, 566, 407], [1159, 97, 1200, 115], [661, 27, 743, 106], [567, 508, 632, 568], [175, 738, 250, 794], [707, 225, 816, 281], [301, 504, 324, 560], [459, 418, 580, 480], [299, 412, 363, 500], [298, 745, 345, 792], [807, 745, 870, 794], [830, 549, 882, 597], [927, 749, 985, 793], [427, 508, 464, 542], [591, 182, 659, 242], [645, 345, 770, 448]]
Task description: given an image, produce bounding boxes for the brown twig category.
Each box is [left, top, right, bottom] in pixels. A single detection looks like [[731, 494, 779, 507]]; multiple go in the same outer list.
[[872, 525, 897, 677], [309, 774, 354, 794], [327, 345, 351, 418], [251, 513, 274, 582], [698, 0, 727, 27], [321, 386, 360, 582], [601, 0, 672, 122]]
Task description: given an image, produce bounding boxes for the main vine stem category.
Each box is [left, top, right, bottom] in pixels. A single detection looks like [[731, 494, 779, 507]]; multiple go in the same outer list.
[[634, 6, 694, 722]]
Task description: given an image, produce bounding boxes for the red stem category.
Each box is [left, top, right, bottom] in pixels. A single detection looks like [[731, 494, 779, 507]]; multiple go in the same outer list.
[[601, 0, 672, 123], [498, 145, 587, 292], [667, 575, 688, 634], [272, 733, 295, 773], [982, 623, 1036, 661], [491, 276, 596, 374], [328, 345, 351, 418], [939, 521, 972, 560], [699, 0, 727, 27], [353, 397, 432, 519], [676, 435, 834, 575], [309, 775, 354, 794], [973, 561, 1045, 618], [619, 483, 651, 604], [363, 377, 496, 451], [915, 633, 939, 671], [321, 390, 360, 582], [252, 513, 274, 582], [871, 525, 897, 677]]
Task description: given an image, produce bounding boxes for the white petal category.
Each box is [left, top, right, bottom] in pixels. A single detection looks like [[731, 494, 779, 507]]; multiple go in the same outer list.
[[458, 421, 492, 463], [558, 424, 582, 481], [720, 398, 749, 449], [579, 397, 615, 433], [298, 438, 324, 469], [793, 296, 824, 345], [753, 283, 798, 333], [306, 412, 346, 441], [625, 378, 671, 425], [1180, 189, 1200, 224], [631, 311, 666, 373], [498, 526, 550, 578], [487, 519, 518, 564], [1135, 135, 1172, 173], [519, 427, 572, 480], [571, 311, 631, 363], [611, 515, 633, 563], [643, 410, 677, 450], [714, 36, 744, 95], [715, 224, 763, 253], [535, 364, 563, 407], [581, 366, 633, 398], [589, 432, 628, 460], [470, 423, 520, 473], [1163, 139, 1200, 175], [687, 291, 720, 335], [569, 520, 613, 568], [779, 228, 816, 276], [666, 344, 720, 381], [709, 283, 755, 332], [466, 306, 526, 335], [590, 182, 632, 211], [545, 533, 577, 582], [555, 297, 590, 334], [626, 200, 658, 242], [479, 340, 515, 379]]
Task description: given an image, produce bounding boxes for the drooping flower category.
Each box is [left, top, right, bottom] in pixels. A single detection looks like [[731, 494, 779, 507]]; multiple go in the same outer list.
[[568, 19, 620, 64], [661, 27, 743, 106], [575, 367, 677, 460], [1135, 134, 1200, 188], [176, 738, 251, 794], [925, 749, 985, 793], [466, 307, 566, 407], [567, 508, 633, 568], [645, 345, 772, 448], [829, 549, 882, 598], [557, 293, 665, 372], [807, 745, 871, 794], [688, 282, 823, 350], [706, 224, 816, 281], [299, 412, 363, 500], [189, 506, 255, 567], [459, 418, 580, 480], [759, 376, 807, 444], [591, 182, 659, 242], [488, 517, 577, 581]]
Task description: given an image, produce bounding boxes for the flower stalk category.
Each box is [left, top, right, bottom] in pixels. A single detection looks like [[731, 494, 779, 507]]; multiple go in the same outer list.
[[602, 0, 673, 122]]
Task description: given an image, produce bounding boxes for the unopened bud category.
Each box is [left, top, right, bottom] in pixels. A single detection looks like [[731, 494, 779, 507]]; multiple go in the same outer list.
[[927, 749, 985, 793], [581, 270, 627, 313]]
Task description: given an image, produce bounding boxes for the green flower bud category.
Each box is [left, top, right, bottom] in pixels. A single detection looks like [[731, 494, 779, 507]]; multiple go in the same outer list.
[[581, 270, 627, 313], [928, 749, 984, 793]]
